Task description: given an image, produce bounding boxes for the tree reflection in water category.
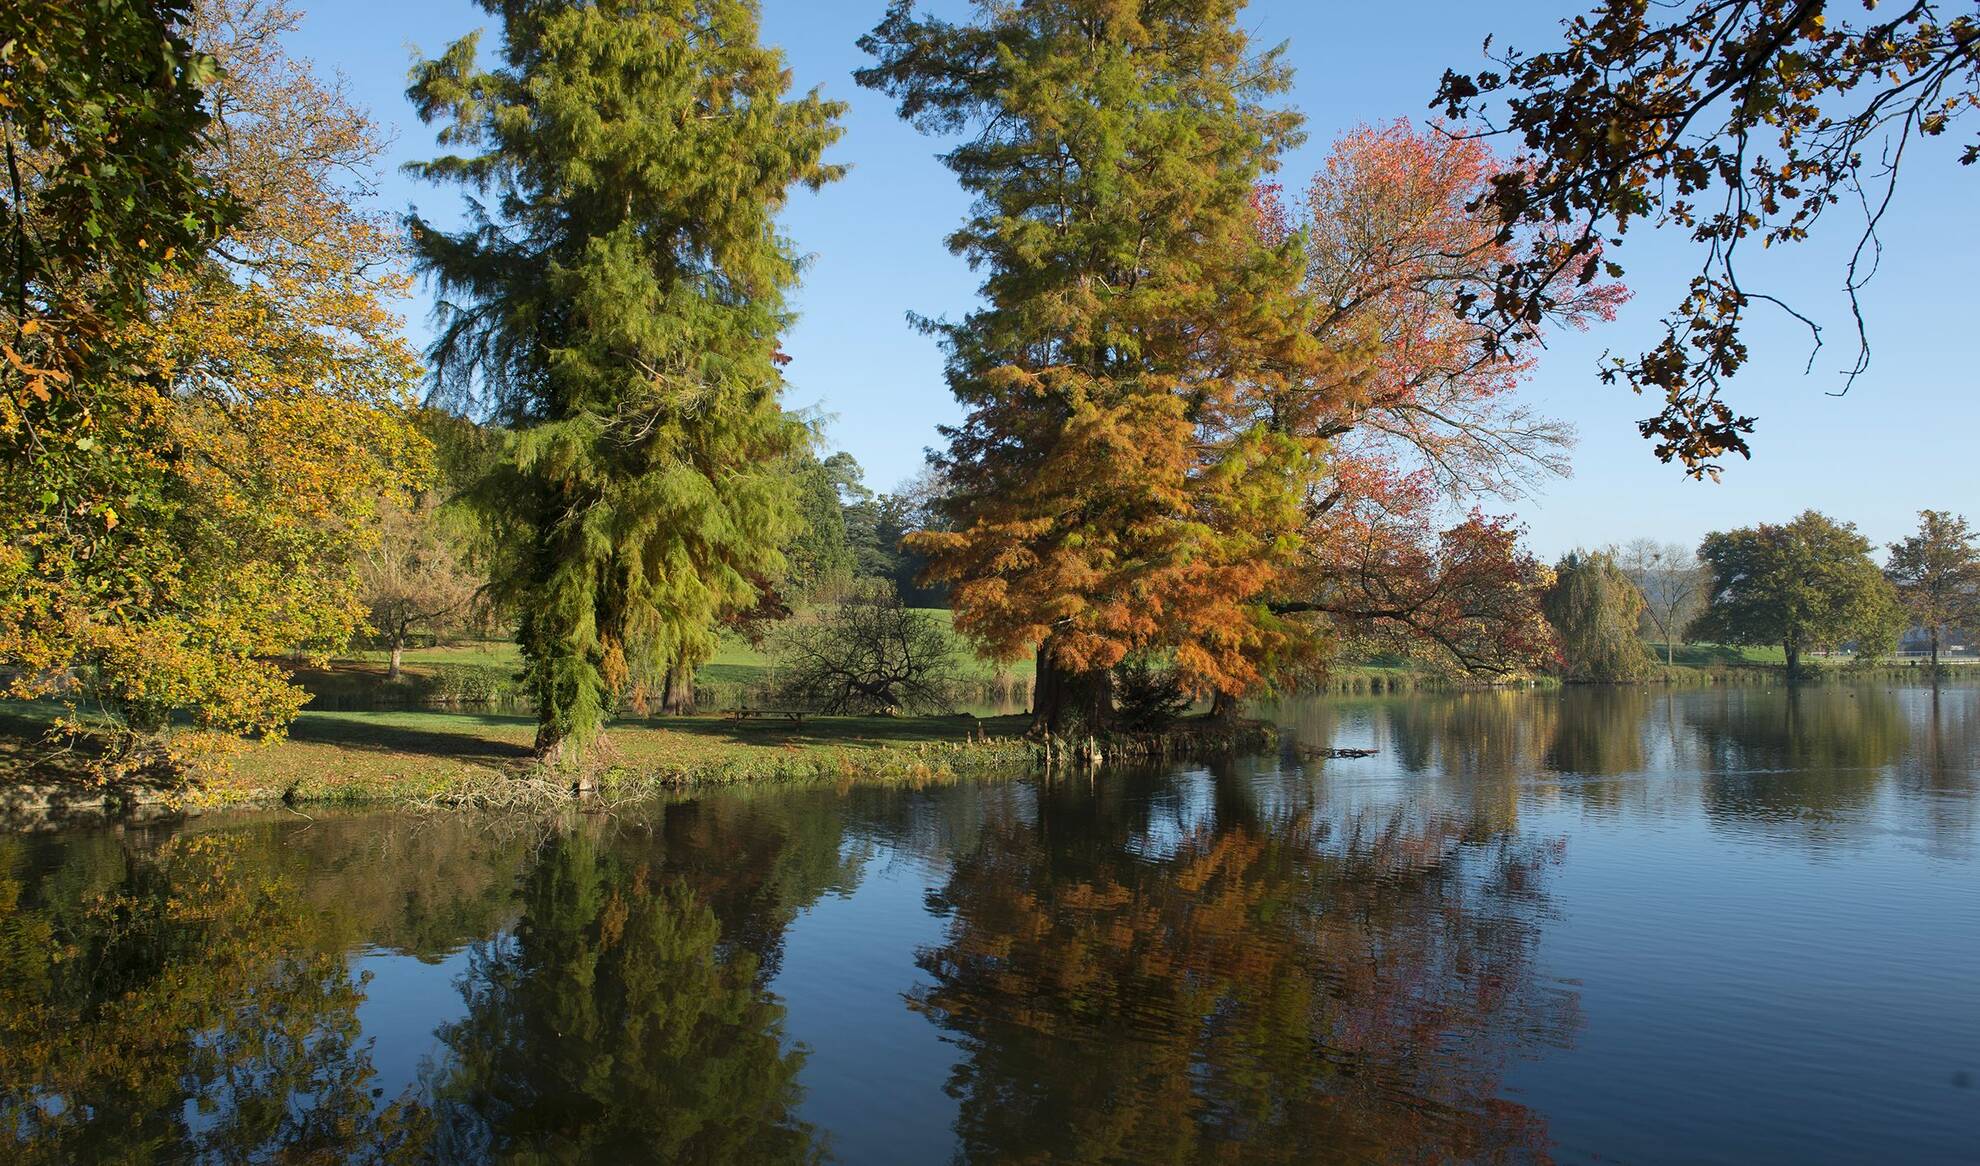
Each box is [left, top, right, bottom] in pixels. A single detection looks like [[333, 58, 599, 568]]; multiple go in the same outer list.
[[425, 829, 824, 1164], [0, 831, 430, 1164], [909, 770, 1576, 1164]]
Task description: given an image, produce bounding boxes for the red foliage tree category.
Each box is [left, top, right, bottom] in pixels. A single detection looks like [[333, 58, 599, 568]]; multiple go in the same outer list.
[[1240, 121, 1620, 697]]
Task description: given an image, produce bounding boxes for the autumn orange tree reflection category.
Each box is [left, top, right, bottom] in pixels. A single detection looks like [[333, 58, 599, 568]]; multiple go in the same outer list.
[[911, 781, 1574, 1163]]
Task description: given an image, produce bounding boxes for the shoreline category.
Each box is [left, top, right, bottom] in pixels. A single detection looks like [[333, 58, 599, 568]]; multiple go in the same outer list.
[[0, 709, 1281, 831], [6, 661, 1968, 830]]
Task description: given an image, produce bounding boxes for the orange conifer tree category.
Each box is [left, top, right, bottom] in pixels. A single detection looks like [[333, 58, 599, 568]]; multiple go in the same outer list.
[[858, 0, 1320, 734]]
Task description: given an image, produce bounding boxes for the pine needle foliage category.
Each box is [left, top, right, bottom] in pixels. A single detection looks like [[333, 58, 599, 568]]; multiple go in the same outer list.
[[406, 0, 845, 759]]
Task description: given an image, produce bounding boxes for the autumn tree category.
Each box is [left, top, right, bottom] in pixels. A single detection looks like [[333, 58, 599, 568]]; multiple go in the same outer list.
[[0, 2, 228, 725], [1542, 550, 1654, 682], [407, 0, 845, 767], [1435, 1, 1980, 474], [4, 0, 426, 763], [359, 494, 479, 680], [1272, 503, 1558, 686], [1266, 120, 1622, 498], [910, 779, 1570, 1162], [860, 0, 1320, 735], [1618, 538, 1708, 665], [0, 834, 430, 1163], [1886, 509, 1980, 670], [1691, 510, 1904, 676], [1243, 121, 1616, 694]]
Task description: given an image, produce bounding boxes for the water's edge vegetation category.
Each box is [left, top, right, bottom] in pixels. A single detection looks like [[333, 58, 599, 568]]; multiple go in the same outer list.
[[0, 703, 1281, 830]]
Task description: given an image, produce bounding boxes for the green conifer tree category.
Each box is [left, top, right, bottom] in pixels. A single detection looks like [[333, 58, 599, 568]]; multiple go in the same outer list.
[[406, 0, 844, 763]]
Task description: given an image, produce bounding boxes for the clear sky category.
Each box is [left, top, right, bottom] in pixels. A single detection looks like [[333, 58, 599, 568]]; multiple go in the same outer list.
[[297, 0, 1979, 561]]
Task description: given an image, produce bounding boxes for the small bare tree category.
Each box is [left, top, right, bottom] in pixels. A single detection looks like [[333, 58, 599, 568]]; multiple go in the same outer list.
[[359, 494, 479, 679], [770, 580, 960, 714], [1619, 538, 1707, 666]]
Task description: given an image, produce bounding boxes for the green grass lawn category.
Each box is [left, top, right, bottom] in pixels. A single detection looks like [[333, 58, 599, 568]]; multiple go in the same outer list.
[[235, 705, 1036, 803], [335, 607, 1033, 707], [1661, 643, 1787, 667], [1656, 642, 1937, 669]]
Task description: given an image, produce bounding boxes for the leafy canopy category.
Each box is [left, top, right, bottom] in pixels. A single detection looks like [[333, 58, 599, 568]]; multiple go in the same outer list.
[[1436, 1, 1980, 475], [1885, 509, 1980, 661], [859, 0, 1321, 726], [1542, 550, 1654, 682], [3, 0, 427, 763], [1691, 509, 1904, 671]]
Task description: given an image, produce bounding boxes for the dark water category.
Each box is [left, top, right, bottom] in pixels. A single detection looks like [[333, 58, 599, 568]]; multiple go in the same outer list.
[[3, 685, 1977, 1164]]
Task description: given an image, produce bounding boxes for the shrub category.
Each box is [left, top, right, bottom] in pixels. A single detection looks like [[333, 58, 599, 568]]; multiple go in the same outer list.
[[770, 580, 961, 714], [1111, 655, 1190, 731]]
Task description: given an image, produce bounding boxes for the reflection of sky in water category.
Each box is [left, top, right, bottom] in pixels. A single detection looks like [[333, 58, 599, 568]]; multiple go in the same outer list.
[[1257, 684, 1980, 1163], [351, 946, 472, 1104]]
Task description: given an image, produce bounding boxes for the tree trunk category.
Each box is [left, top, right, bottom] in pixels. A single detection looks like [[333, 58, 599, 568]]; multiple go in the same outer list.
[[534, 726, 600, 793], [388, 640, 405, 682], [1209, 689, 1240, 720], [1783, 638, 1801, 680], [1931, 627, 1942, 677], [660, 655, 696, 715], [1030, 639, 1113, 738]]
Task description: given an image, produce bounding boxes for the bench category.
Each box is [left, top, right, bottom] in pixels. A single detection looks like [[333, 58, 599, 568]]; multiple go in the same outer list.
[[725, 708, 807, 728]]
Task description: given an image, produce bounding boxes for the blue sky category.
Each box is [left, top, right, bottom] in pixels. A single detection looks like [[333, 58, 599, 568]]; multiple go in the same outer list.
[[298, 0, 1978, 560]]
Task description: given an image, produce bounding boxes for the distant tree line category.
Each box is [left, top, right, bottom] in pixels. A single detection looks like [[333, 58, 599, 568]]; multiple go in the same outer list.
[[781, 448, 947, 608], [1546, 509, 1980, 682]]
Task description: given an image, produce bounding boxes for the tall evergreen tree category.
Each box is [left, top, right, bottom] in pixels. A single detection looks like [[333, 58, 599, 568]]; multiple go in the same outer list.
[[407, 0, 844, 763], [858, 0, 1316, 735], [782, 447, 857, 598]]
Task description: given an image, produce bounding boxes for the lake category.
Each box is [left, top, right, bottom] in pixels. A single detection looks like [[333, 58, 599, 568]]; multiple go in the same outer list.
[[3, 683, 1976, 1163]]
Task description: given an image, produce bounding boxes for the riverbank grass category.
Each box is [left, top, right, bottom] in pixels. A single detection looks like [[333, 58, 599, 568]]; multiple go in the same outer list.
[[2, 698, 1288, 822], [231, 708, 1049, 807], [1, 700, 1045, 817]]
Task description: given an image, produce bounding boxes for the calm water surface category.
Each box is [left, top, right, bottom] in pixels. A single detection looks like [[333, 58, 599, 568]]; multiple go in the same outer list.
[[3, 684, 1977, 1163]]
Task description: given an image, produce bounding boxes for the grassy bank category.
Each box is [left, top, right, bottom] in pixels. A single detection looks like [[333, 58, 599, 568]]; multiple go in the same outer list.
[[2, 698, 1281, 827], [1650, 643, 1980, 685], [1, 701, 1044, 822]]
